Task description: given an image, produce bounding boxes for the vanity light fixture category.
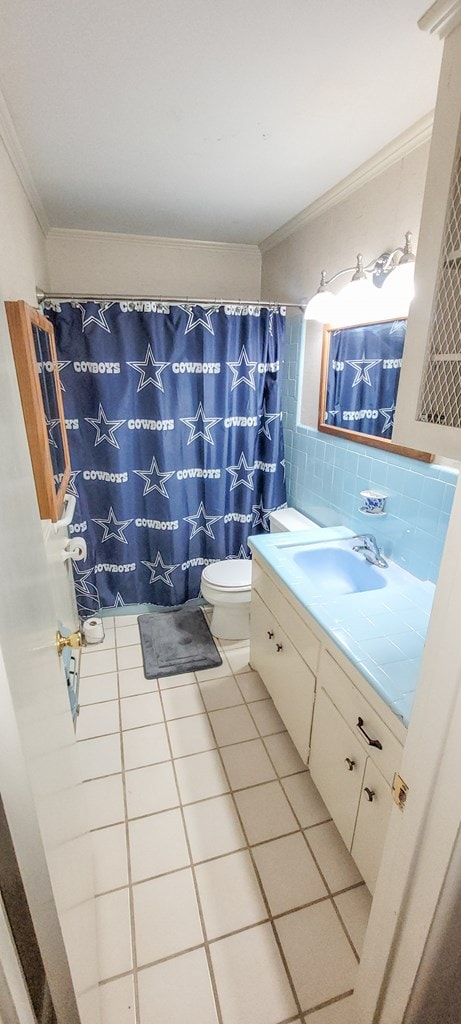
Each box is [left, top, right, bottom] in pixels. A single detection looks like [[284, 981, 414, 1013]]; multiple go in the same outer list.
[[304, 231, 416, 323]]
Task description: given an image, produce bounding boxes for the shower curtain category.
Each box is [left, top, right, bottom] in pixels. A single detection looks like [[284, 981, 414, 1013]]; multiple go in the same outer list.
[[46, 301, 286, 614]]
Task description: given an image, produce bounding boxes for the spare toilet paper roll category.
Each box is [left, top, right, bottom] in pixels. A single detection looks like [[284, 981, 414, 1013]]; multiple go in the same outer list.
[[83, 617, 105, 644]]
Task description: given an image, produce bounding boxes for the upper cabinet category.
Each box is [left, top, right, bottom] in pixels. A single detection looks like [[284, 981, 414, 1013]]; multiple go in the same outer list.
[[5, 301, 71, 522], [393, 16, 461, 460]]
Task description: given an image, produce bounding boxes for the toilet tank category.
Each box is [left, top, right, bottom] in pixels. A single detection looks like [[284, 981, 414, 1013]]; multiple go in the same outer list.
[[269, 508, 317, 533]]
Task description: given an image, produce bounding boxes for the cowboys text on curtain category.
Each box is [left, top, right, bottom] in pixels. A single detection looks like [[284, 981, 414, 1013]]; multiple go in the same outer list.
[[46, 302, 286, 613]]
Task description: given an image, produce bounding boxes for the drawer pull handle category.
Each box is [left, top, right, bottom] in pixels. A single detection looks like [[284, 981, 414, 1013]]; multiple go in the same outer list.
[[267, 630, 274, 639], [356, 717, 383, 750], [276, 642, 283, 652], [364, 787, 375, 802], [344, 757, 356, 771]]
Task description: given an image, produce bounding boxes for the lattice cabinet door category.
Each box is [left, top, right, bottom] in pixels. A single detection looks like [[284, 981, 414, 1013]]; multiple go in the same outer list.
[[417, 130, 461, 429], [394, 18, 461, 460]]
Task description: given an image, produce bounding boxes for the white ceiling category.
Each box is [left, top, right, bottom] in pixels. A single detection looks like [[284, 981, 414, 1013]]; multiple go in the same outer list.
[[0, 0, 442, 245]]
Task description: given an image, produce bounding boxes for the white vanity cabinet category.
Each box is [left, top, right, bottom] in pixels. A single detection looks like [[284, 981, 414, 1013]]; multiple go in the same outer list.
[[310, 649, 403, 893], [393, 16, 461, 459], [308, 686, 366, 848], [250, 561, 320, 763], [249, 555, 405, 893]]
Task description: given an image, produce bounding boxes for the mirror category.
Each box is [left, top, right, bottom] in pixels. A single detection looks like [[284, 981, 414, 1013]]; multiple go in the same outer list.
[[5, 301, 71, 520], [318, 318, 433, 462], [32, 324, 67, 488]]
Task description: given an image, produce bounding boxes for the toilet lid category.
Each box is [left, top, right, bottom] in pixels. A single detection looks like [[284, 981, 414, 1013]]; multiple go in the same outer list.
[[202, 559, 252, 590]]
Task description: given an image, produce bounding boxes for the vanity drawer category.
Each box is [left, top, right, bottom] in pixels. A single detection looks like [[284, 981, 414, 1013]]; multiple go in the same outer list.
[[252, 568, 320, 673], [317, 649, 402, 785]]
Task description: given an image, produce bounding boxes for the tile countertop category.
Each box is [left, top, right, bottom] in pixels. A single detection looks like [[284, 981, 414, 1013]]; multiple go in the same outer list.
[[248, 526, 435, 729]]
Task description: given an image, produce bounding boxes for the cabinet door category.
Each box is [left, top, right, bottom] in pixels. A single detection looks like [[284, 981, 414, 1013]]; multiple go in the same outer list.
[[351, 758, 393, 894], [309, 687, 366, 849], [250, 590, 315, 763], [393, 23, 461, 458]]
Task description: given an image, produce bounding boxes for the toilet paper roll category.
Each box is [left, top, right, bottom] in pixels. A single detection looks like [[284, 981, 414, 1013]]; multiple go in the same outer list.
[[82, 617, 105, 644]]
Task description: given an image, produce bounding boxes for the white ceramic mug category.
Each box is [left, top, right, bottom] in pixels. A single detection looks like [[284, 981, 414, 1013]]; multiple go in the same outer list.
[[360, 490, 387, 514]]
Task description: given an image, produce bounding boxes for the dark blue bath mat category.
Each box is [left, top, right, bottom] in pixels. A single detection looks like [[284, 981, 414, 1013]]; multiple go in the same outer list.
[[138, 607, 222, 679]]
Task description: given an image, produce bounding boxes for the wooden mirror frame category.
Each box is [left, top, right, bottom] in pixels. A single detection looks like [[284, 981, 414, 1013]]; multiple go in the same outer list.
[[5, 300, 71, 520], [318, 318, 434, 463]]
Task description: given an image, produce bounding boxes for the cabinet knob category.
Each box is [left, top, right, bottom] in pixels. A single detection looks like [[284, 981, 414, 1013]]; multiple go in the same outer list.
[[267, 630, 274, 639], [344, 757, 355, 771], [276, 642, 283, 652], [364, 787, 375, 802]]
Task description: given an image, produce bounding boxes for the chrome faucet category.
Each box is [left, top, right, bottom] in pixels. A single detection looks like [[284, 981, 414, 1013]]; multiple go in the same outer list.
[[351, 534, 388, 568]]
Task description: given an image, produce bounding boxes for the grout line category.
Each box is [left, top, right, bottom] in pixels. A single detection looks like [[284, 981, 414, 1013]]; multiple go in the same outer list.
[[157, 685, 226, 1024], [115, 629, 142, 1024], [195, 696, 305, 1020], [303, 989, 354, 1016]]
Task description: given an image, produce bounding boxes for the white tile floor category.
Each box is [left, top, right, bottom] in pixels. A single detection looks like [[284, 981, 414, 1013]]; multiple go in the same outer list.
[[77, 611, 372, 1024]]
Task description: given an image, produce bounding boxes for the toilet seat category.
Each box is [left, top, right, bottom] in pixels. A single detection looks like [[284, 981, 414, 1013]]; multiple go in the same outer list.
[[202, 559, 252, 591]]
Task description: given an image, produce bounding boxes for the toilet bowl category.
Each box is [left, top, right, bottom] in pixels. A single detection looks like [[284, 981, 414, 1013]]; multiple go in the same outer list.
[[201, 559, 253, 640], [201, 508, 317, 640]]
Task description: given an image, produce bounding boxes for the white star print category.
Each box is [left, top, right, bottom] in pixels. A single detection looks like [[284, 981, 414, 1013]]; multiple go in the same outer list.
[[142, 553, 181, 587], [67, 470, 81, 498], [133, 457, 175, 497], [113, 593, 126, 607], [75, 302, 113, 333], [71, 563, 95, 595], [226, 347, 258, 391], [345, 354, 382, 387], [180, 403, 222, 445], [44, 359, 71, 392], [46, 417, 60, 448], [252, 499, 275, 531], [183, 502, 223, 540], [226, 545, 251, 560], [258, 402, 281, 439], [226, 453, 256, 491], [379, 404, 396, 433], [92, 507, 134, 544], [179, 304, 218, 335], [127, 345, 170, 392], [85, 405, 126, 448]]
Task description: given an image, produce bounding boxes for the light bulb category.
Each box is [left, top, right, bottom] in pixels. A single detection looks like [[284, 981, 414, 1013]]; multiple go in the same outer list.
[[331, 277, 380, 327], [381, 261, 415, 317], [303, 289, 338, 323]]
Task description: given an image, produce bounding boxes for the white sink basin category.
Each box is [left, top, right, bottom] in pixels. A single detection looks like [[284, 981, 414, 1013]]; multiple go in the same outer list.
[[277, 539, 404, 597]]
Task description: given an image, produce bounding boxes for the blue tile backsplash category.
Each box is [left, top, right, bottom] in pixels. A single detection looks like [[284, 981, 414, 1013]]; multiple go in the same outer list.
[[281, 317, 458, 583]]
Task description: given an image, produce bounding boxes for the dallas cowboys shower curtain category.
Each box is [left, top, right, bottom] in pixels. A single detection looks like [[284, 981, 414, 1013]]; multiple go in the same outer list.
[[46, 301, 286, 613]]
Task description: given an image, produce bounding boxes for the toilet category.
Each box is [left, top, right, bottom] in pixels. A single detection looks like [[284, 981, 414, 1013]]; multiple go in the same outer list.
[[201, 508, 317, 640]]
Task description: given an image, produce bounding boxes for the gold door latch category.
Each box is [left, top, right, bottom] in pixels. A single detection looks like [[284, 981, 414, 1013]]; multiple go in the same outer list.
[[392, 772, 409, 811], [56, 630, 84, 657]]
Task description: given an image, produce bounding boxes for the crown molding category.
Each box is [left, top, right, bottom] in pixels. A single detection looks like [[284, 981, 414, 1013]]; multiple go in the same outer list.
[[259, 113, 434, 254], [419, 0, 461, 37], [0, 87, 49, 236], [46, 227, 260, 258]]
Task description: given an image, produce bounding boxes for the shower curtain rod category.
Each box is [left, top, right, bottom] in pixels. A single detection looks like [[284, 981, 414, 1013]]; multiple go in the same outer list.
[[35, 287, 302, 309]]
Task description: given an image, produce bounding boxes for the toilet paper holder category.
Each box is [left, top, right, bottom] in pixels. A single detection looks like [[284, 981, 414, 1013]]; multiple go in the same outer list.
[[61, 537, 87, 562]]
